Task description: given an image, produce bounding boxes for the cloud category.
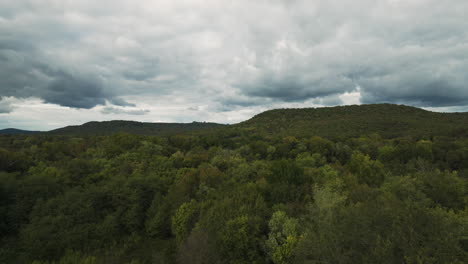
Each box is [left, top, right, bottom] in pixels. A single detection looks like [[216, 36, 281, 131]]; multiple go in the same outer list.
[[226, 0, 468, 107], [187, 106, 200, 111], [0, 97, 14, 113], [43, 73, 107, 109], [0, 0, 468, 129], [100, 106, 149, 115], [0, 38, 133, 108], [312, 95, 343, 106]]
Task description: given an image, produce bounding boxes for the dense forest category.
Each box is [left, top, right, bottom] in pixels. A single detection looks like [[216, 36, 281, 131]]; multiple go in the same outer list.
[[0, 104, 467, 263], [48, 121, 226, 136]]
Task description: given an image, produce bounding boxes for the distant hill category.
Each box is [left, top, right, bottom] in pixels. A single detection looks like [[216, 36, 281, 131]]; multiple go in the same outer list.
[[48, 120, 226, 136], [3, 104, 468, 138], [0, 128, 42, 135], [236, 104, 468, 138]]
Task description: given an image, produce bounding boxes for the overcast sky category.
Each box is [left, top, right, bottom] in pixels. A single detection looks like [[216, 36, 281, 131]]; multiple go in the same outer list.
[[1, 0, 468, 130]]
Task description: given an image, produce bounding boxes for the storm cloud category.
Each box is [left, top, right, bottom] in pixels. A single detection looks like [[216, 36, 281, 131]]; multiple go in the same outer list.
[[0, 36, 132, 108], [0, 0, 468, 129]]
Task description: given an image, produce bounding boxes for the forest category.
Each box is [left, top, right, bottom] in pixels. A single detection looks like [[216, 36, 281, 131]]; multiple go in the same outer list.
[[0, 104, 467, 263]]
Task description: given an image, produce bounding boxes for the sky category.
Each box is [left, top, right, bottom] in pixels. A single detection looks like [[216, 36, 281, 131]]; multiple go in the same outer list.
[[1, 0, 468, 130]]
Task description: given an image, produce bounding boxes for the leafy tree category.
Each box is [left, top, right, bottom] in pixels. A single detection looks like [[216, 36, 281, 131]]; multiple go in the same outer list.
[[347, 152, 385, 187], [417, 170, 466, 210], [171, 200, 198, 244], [219, 215, 264, 264], [296, 153, 326, 168], [145, 194, 171, 238], [266, 211, 300, 264]]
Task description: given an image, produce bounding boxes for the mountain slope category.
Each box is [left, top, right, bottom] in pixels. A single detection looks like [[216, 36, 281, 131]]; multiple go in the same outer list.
[[3, 104, 468, 138], [48, 120, 226, 136], [236, 104, 468, 138], [0, 128, 42, 135]]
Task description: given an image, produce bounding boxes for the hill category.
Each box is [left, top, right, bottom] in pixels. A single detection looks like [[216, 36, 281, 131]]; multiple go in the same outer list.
[[0, 128, 42, 135], [236, 104, 468, 138], [47, 120, 226, 136], [3, 104, 468, 138]]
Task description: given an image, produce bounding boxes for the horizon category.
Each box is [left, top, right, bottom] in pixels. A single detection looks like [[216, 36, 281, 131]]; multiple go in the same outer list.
[[2, 103, 468, 132], [1, 1, 468, 130]]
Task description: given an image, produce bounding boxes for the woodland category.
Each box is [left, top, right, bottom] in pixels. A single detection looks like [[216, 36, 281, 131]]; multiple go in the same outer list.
[[0, 104, 467, 263]]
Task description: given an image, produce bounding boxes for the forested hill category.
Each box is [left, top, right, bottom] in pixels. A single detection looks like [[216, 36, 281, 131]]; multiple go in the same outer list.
[[238, 104, 468, 138], [48, 120, 226, 135], [0, 128, 41, 135], [1, 103, 468, 263], [3, 104, 468, 138]]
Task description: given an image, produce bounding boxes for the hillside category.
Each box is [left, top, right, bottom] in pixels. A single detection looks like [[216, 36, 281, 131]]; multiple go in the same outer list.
[[48, 120, 226, 136], [0, 128, 42, 135], [237, 104, 468, 138], [2, 104, 468, 139]]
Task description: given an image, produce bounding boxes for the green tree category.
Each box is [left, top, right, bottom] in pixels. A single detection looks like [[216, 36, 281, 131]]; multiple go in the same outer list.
[[347, 152, 385, 187], [266, 211, 300, 264], [219, 215, 264, 264], [171, 200, 198, 244]]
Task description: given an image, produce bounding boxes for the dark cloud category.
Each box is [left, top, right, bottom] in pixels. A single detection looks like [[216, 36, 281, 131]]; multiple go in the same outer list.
[[43, 74, 107, 109], [360, 79, 468, 107], [239, 73, 355, 102], [222, 97, 269, 108], [109, 98, 136, 107], [355, 61, 468, 107], [0, 39, 133, 109]]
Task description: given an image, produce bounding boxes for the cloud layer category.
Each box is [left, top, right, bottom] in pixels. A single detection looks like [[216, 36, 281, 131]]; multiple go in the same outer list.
[[1, 0, 468, 129]]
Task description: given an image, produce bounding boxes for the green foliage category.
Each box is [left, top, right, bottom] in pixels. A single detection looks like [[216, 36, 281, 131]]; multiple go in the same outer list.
[[306, 136, 333, 158], [417, 170, 466, 210], [295, 185, 467, 264], [239, 104, 468, 139], [269, 160, 305, 185], [347, 152, 386, 187], [219, 215, 263, 264], [145, 194, 171, 238], [266, 160, 310, 204], [171, 200, 198, 244], [415, 140, 434, 161], [296, 152, 326, 168], [1, 104, 468, 263], [49, 121, 225, 136], [266, 211, 300, 264], [32, 251, 96, 264]]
